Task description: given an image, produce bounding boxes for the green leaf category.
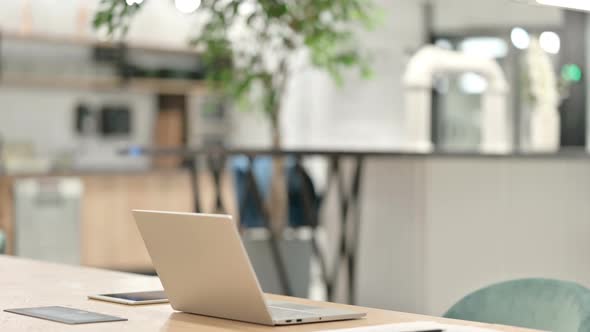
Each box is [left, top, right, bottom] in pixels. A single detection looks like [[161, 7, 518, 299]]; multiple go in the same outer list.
[[92, 0, 379, 119]]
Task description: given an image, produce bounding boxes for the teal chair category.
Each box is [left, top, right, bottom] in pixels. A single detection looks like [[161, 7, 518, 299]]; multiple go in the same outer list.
[[0, 230, 5, 254], [444, 279, 590, 332]]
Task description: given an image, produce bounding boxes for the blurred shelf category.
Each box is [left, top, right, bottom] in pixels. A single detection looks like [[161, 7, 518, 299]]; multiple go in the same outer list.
[[128, 77, 207, 95], [0, 74, 118, 90], [0, 30, 199, 56], [0, 74, 207, 95], [0, 30, 207, 94]]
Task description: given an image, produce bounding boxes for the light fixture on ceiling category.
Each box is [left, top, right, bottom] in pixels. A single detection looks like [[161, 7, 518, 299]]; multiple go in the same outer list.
[[175, 0, 201, 14], [539, 31, 561, 54], [536, 0, 590, 11], [511, 27, 530, 50]]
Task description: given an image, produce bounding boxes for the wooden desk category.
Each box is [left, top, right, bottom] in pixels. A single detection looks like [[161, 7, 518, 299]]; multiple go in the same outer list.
[[0, 255, 536, 331]]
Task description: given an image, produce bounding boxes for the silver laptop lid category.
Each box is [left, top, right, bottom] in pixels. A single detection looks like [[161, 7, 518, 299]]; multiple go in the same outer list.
[[132, 210, 274, 325]]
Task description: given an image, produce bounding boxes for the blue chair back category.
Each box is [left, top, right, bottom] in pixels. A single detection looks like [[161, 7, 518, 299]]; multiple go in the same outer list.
[[231, 156, 319, 228]]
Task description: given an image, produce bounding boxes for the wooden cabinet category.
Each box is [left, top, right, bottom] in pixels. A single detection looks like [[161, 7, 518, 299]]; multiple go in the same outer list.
[[0, 170, 237, 272], [80, 172, 193, 272]]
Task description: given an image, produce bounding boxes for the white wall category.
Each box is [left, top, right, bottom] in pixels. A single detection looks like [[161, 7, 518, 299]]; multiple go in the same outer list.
[[228, 0, 426, 149], [433, 0, 563, 33], [268, 0, 426, 150], [360, 157, 590, 316], [0, 87, 155, 170]]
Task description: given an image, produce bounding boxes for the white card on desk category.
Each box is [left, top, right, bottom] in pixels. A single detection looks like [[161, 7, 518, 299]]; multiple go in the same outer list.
[[317, 321, 503, 332]]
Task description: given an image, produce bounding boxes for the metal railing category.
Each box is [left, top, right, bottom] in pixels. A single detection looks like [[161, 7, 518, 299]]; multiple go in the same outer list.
[[121, 147, 380, 304]]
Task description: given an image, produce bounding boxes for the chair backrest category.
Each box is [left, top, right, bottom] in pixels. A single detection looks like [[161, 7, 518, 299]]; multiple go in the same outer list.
[[0, 230, 5, 254], [231, 156, 319, 228], [444, 278, 590, 332]]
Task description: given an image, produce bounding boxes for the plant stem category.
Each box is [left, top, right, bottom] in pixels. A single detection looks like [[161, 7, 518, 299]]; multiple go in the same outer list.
[[267, 59, 289, 234]]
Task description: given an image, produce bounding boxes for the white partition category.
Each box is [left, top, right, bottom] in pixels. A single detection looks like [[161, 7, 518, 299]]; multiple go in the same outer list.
[[356, 156, 590, 315]]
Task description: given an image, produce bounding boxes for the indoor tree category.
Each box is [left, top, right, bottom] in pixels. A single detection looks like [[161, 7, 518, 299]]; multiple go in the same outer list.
[[94, 0, 375, 231]]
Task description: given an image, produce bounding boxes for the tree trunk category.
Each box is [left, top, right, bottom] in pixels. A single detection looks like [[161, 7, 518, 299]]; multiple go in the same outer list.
[[268, 107, 287, 235]]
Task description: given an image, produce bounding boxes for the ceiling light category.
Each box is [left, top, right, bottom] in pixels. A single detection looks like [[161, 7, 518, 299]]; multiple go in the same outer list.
[[511, 27, 530, 50], [539, 31, 560, 54], [175, 0, 201, 14], [536, 0, 590, 11]]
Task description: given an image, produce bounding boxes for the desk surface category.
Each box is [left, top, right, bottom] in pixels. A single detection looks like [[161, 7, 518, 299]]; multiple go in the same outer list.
[[0, 256, 536, 331]]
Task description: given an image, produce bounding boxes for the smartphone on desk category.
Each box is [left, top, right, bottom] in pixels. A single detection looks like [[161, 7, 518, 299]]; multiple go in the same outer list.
[[89, 290, 168, 305]]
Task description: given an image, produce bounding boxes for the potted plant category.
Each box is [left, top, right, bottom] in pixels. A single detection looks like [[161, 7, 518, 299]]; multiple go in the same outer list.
[[93, 0, 375, 232]]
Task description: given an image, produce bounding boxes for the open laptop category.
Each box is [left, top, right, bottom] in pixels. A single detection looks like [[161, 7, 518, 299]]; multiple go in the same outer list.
[[132, 210, 366, 326]]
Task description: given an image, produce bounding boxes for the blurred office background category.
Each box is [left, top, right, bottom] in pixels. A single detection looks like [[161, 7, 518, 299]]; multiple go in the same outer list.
[[1, 0, 590, 318]]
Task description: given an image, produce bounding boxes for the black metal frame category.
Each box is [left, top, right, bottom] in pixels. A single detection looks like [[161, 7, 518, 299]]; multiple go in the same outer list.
[[123, 147, 367, 304]]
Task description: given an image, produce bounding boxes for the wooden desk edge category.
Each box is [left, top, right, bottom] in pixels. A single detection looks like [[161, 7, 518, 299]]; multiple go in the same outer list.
[[0, 255, 540, 332]]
